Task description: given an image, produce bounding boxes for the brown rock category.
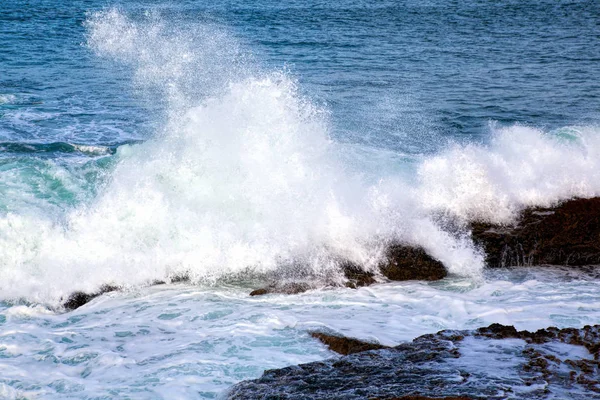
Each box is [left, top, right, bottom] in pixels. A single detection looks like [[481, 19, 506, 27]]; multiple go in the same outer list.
[[249, 288, 269, 296], [249, 245, 448, 297], [471, 197, 600, 267], [310, 332, 389, 355], [379, 245, 447, 281], [249, 282, 312, 296]]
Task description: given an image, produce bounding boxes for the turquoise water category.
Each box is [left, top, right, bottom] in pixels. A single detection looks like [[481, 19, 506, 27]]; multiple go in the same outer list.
[[1, 1, 600, 398]]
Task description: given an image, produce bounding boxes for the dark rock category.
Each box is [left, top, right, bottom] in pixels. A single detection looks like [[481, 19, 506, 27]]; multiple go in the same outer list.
[[169, 273, 190, 283], [341, 261, 377, 288], [249, 282, 312, 296], [63, 284, 119, 311], [249, 246, 448, 296], [471, 197, 600, 267], [310, 332, 389, 355], [379, 245, 447, 281], [375, 397, 473, 400], [227, 323, 600, 399], [249, 288, 269, 296]]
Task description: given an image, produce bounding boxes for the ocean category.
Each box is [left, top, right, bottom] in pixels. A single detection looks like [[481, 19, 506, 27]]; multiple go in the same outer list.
[[1, 0, 600, 398]]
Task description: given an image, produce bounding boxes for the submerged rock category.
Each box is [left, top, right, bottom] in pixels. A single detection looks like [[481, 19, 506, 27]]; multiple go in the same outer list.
[[227, 323, 600, 399], [472, 197, 600, 267], [62, 273, 192, 310]]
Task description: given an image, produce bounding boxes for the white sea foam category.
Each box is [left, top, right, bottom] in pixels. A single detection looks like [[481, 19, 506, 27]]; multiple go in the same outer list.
[[0, 10, 600, 303], [0, 94, 16, 105], [0, 269, 598, 399], [71, 144, 112, 155]]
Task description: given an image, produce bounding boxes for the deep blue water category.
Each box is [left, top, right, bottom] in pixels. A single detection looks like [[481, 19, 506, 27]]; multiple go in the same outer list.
[[2, 0, 600, 151]]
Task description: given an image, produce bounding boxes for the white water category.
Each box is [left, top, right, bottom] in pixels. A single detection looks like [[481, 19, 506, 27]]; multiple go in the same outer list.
[[1, 9, 600, 400], [419, 124, 600, 223], [0, 268, 598, 399], [1, 10, 600, 303]]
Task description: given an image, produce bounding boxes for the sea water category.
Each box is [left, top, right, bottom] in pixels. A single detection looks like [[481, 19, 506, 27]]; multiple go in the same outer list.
[[1, 1, 600, 398]]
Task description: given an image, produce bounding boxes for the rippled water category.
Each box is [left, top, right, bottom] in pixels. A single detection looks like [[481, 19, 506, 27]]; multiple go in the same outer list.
[[1, 269, 599, 398], [1, 0, 600, 398]]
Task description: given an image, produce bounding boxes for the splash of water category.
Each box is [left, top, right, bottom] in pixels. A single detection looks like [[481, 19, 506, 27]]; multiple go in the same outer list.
[[2, 9, 600, 304], [418, 125, 600, 223]]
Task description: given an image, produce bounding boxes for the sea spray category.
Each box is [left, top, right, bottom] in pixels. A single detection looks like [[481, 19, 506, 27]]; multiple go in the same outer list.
[[418, 125, 600, 224], [2, 9, 600, 304]]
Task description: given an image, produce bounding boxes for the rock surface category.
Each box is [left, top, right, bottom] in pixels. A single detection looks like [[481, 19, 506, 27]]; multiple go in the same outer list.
[[249, 282, 313, 296], [378, 397, 473, 400], [249, 246, 445, 296], [227, 323, 600, 399], [310, 332, 390, 355], [471, 197, 600, 267], [379, 245, 447, 281], [62, 284, 119, 310]]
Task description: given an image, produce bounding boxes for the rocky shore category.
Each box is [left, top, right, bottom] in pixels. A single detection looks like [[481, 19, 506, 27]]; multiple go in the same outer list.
[[57, 197, 600, 398], [62, 197, 600, 309], [226, 197, 600, 399], [227, 323, 600, 399], [471, 197, 600, 268], [248, 196, 600, 297]]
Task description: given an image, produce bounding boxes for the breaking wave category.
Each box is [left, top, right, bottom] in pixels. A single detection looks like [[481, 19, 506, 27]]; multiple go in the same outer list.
[[0, 9, 599, 304]]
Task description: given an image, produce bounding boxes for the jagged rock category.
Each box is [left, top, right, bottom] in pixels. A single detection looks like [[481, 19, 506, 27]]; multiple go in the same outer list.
[[227, 323, 600, 399], [376, 397, 473, 400], [474, 322, 600, 356], [310, 332, 389, 355], [63, 284, 119, 310], [380, 245, 447, 281], [471, 197, 600, 267]]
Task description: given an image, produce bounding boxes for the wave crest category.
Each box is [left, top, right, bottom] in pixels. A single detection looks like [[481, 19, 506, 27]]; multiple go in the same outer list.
[[2, 10, 599, 303]]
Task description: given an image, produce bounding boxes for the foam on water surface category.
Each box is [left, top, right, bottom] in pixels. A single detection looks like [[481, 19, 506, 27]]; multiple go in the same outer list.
[[0, 268, 598, 399]]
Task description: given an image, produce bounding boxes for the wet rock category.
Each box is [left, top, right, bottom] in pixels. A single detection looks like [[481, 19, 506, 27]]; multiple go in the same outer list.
[[249, 246, 447, 296], [380, 245, 447, 281], [249, 288, 269, 296], [475, 322, 600, 358], [310, 332, 389, 355], [376, 397, 473, 400], [341, 261, 377, 288], [227, 323, 600, 399], [169, 273, 190, 283], [63, 284, 119, 311], [249, 282, 312, 296], [471, 197, 600, 267]]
